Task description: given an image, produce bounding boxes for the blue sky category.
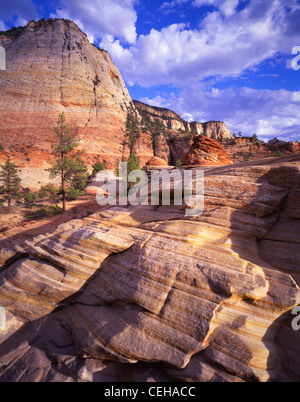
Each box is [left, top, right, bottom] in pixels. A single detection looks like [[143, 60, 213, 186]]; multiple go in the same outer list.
[[1, 0, 300, 142]]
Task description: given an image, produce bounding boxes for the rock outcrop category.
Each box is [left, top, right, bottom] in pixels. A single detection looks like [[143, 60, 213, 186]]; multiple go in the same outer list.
[[0, 155, 300, 382], [145, 156, 169, 167], [134, 100, 233, 141], [223, 137, 300, 164], [183, 135, 233, 166]]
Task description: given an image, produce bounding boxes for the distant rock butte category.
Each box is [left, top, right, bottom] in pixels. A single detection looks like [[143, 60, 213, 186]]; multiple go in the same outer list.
[[223, 136, 300, 163], [134, 100, 234, 141], [0, 154, 300, 382], [183, 135, 233, 166]]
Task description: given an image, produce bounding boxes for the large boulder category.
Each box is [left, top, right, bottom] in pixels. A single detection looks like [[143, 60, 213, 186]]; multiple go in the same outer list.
[[183, 135, 232, 166]]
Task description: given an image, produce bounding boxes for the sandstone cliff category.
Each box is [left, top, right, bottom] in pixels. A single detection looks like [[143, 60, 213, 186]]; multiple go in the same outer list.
[[0, 19, 154, 188], [0, 155, 299, 382], [134, 100, 233, 141]]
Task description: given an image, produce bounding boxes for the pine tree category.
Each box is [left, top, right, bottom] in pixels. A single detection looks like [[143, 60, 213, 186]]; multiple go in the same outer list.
[[124, 105, 140, 156], [0, 157, 22, 208], [49, 112, 88, 211]]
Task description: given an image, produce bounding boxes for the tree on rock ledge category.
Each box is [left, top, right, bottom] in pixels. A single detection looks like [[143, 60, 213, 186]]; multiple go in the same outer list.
[[0, 157, 22, 208]]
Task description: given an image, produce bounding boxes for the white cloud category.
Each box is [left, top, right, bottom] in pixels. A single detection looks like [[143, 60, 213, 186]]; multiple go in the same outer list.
[[141, 87, 300, 142], [51, 0, 137, 44], [102, 0, 297, 88], [193, 0, 239, 16]]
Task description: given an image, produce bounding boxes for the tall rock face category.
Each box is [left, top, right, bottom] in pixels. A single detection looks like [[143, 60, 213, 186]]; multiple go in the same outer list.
[[0, 155, 300, 382], [0, 19, 135, 187]]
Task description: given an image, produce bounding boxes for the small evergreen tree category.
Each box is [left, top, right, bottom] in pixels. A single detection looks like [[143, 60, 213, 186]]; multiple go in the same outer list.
[[0, 157, 22, 208], [142, 115, 166, 156], [49, 112, 88, 211], [124, 105, 140, 156], [38, 183, 60, 207], [24, 190, 38, 209], [92, 158, 106, 177], [126, 153, 141, 191]]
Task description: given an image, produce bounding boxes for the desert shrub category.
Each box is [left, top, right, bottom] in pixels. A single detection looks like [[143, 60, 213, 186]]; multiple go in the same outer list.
[[66, 187, 84, 201], [92, 159, 106, 177], [274, 150, 283, 157], [175, 159, 182, 167], [184, 133, 193, 140], [24, 190, 38, 208], [243, 152, 252, 162], [26, 206, 62, 220], [39, 183, 60, 206], [26, 208, 49, 220]]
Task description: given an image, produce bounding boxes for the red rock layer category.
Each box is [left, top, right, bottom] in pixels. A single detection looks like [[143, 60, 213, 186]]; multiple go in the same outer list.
[[183, 135, 233, 166]]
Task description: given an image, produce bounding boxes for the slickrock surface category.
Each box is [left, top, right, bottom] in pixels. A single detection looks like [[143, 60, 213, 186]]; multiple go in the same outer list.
[[0, 155, 300, 382], [183, 135, 233, 166]]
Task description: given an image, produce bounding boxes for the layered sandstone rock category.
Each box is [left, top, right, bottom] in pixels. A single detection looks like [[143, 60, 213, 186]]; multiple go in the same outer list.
[[183, 135, 233, 166], [0, 155, 300, 382], [134, 100, 233, 141], [223, 137, 300, 163], [0, 19, 154, 187], [145, 156, 169, 167]]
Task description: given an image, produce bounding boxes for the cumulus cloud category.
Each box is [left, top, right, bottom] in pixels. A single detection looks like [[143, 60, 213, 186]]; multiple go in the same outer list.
[[102, 0, 297, 87], [193, 0, 239, 16], [51, 0, 137, 44]]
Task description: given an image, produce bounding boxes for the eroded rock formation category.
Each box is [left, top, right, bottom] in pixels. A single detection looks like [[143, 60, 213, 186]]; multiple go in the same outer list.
[[134, 100, 233, 141], [0, 155, 300, 382], [183, 135, 233, 166]]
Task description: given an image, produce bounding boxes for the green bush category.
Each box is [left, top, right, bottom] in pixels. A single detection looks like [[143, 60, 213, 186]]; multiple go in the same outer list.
[[66, 187, 84, 201], [24, 191, 38, 209], [26, 205, 63, 220], [243, 152, 252, 162], [274, 150, 283, 157], [26, 208, 49, 220], [92, 160, 106, 177]]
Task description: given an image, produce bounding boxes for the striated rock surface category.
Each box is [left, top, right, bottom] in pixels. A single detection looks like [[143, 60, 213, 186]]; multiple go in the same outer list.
[[183, 135, 233, 166], [145, 156, 169, 167], [0, 155, 300, 382]]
